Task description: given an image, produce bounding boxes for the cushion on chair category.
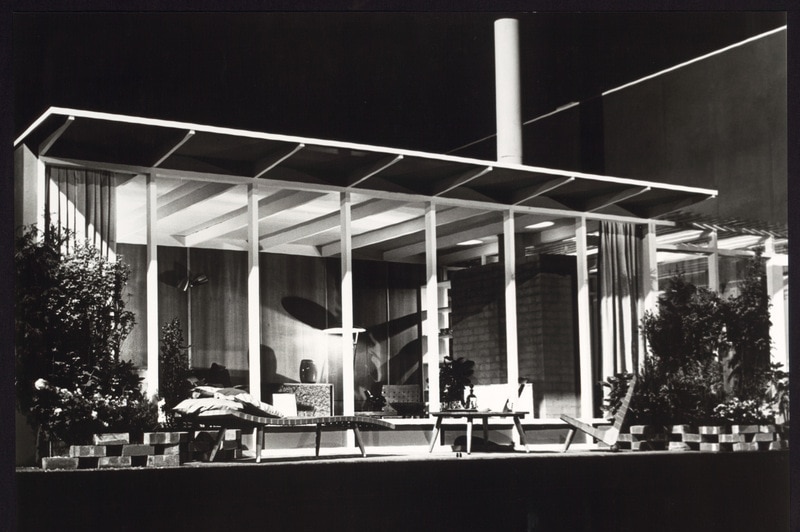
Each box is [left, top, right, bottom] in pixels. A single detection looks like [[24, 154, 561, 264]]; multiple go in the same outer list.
[[189, 386, 286, 418]]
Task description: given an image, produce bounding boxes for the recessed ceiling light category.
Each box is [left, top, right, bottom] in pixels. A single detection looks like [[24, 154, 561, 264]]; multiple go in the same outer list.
[[525, 221, 555, 230], [457, 239, 484, 246]]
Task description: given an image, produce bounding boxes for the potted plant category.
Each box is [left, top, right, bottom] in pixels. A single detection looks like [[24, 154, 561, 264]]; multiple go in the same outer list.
[[439, 356, 474, 410]]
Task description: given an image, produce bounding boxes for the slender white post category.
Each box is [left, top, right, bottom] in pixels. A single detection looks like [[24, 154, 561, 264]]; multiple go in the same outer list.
[[765, 237, 788, 369], [575, 217, 594, 418], [247, 182, 262, 400], [340, 192, 355, 418], [707, 230, 719, 292], [494, 18, 523, 165], [145, 173, 159, 399], [424, 202, 441, 413], [639, 221, 659, 368], [503, 211, 519, 389]]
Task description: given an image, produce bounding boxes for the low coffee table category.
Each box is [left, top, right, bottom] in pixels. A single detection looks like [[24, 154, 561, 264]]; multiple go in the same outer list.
[[429, 410, 530, 454]]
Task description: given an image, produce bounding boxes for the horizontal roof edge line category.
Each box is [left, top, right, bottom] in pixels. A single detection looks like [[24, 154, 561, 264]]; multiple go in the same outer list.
[[18, 107, 718, 198]]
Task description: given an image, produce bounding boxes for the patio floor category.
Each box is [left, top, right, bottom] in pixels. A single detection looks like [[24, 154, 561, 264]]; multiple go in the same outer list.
[[15, 446, 789, 532]]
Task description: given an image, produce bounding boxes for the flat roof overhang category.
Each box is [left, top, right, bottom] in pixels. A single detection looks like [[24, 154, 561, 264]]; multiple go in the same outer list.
[[16, 107, 718, 262]]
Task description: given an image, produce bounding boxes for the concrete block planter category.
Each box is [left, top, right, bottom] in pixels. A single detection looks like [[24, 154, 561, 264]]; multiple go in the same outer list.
[[619, 423, 788, 452], [39, 430, 238, 469]]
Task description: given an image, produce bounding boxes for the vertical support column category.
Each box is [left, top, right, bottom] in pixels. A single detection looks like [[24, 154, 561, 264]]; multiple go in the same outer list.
[[707, 230, 719, 292], [14, 145, 47, 230], [575, 217, 594, 418], [494, 18, 523, 165], [340, 192, 355, 419], [503, 211, 519, 389], [247, 182, 262, 400], [639, 221, 659, 369], [765, 238, 788, 369], [425, 202, 441, 413], [145, 173, 159, 399]]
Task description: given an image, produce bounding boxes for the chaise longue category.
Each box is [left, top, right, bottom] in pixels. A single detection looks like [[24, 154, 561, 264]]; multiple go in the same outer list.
[[172, 387, 395, 461]]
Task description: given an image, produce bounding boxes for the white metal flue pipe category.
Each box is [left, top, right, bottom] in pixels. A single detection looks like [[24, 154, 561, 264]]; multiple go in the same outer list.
[[494, 18, 523, 165]]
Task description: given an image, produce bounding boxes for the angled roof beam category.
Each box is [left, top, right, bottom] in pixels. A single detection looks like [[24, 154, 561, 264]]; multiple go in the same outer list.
[[158, 182, 235, 219], [253, 143, 305, 179], [510, 176, 575, 205], [346, 154, 404, 187], [178, 189, 324, 247], [383, 213, 541, 261], [152, 130, 195, 167], [39, 115, 75, 156], [582, 186, 651, 212], [431, 166, 493, 196], [319, 206, 484, 257], [630, 194, 717, 218], [259, 198, 402, 249]]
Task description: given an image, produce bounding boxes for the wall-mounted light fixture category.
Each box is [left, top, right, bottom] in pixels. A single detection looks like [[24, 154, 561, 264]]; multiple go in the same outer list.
[[178, 273, 209, 292]]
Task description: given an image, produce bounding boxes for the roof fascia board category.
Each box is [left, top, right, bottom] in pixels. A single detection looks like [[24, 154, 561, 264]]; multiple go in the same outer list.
[[25, 107, 716, 198]]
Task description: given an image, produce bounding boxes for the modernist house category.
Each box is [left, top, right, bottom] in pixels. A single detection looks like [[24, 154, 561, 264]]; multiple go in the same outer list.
[[13, 17, 787, 438], [11, 12, 789, 532]]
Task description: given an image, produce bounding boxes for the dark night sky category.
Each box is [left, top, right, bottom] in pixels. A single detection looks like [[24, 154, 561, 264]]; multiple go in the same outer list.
[[13, 11, 787, 155]]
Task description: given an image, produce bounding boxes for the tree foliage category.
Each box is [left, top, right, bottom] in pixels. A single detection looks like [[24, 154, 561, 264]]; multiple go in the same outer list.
[[158, 318, 192, 425], [629, 253, 782, 426], [15, 225, 157, 445]]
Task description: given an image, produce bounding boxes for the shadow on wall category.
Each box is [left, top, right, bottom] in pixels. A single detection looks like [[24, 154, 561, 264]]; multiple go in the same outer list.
[[260, 344, 297, 384], [281, 296, 336, 330], [157, 260, 187, 289]]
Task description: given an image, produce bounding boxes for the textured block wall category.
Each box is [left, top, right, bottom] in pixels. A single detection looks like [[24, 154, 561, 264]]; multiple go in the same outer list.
[[450, 255, 580, 417]]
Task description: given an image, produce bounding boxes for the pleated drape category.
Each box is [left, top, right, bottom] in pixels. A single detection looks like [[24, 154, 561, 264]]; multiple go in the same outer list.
[[598, 221, 641, 376], [45, 166, 117, 258]]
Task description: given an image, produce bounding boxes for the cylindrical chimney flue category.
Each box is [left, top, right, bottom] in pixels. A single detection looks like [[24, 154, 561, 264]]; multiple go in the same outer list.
[[494, 18, 523, 165]]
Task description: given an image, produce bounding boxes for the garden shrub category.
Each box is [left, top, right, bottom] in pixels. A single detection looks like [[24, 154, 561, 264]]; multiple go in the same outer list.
[[15, 225, 157, 448]]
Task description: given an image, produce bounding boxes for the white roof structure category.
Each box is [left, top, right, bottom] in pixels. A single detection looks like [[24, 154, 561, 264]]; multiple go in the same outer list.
[[16, 107, 716, 263]]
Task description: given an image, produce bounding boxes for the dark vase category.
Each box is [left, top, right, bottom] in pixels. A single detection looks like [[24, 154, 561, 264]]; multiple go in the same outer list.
[[299, 359, 318, 383]]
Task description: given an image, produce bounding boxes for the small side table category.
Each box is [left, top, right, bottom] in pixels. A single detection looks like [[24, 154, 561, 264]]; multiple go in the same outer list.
[[428, 411, 530, 454]]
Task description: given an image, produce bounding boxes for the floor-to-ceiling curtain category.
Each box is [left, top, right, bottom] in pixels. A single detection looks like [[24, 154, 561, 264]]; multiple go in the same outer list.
[[599, 221, 641, 377], [45, 166, 117, 258]]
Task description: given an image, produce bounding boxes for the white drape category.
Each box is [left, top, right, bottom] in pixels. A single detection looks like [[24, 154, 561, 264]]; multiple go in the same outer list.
[[599, 221, 641, 376], [45, 166, 117, 259]]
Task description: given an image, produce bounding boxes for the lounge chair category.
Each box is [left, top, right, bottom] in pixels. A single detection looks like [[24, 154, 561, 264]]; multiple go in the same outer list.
[[173, 388, 394, 462], [560, 376, 636, 452]]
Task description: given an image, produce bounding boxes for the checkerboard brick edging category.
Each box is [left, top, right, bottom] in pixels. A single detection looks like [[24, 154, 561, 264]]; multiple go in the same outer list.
[[41, 430, 243, 470]]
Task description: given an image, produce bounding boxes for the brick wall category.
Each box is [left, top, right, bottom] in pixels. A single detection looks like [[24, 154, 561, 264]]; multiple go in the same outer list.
[[450, 255, 580, 417]]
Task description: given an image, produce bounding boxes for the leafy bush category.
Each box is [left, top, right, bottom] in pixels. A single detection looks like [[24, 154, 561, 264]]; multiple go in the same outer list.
[[623, 254, 785, 427], [16, 225, 157, 447], [158, 318, 192, 426]]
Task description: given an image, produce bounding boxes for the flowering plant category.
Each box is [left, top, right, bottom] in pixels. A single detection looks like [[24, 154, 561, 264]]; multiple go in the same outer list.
[[712, 398, 776, 425], [16, 225, 157, 449]]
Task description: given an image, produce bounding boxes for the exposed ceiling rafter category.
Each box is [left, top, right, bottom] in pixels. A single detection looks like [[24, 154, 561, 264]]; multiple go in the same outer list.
[[252, 143, 305, 179], [431, 166, 493, 196], [318, 206, 485, 256], [346, 154, 404, 187], [511, 176, 574, 205], [39, 115, 74, 157], [152, 130, 195, 167], [177, 189, 325, 247], [259, 198, 403, 249]]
